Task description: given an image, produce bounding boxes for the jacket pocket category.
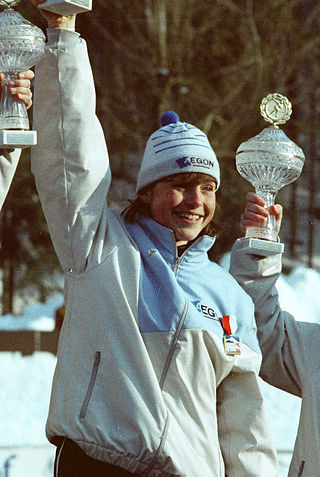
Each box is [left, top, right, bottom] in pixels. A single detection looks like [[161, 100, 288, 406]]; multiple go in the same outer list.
[[298, 460, 305, 476], [79, 351, 101, 419]]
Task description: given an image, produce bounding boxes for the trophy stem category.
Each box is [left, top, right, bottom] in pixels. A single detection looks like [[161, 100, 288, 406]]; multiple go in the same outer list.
[[0, 72, 29, 130], [256, 186, 277, 234], [245, 186, 278, 242]]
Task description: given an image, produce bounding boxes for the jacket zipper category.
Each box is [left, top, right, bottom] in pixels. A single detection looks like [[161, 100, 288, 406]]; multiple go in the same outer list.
[[159, 299, 189, 390], [298, 460, 305, 476], [145, 236, 204, 474], [147, 301, 188, 475], [165, 238, 202, 389], [142, 413, 170, 476], [79, 351, 101, 419], [173, 237, 202, 275]]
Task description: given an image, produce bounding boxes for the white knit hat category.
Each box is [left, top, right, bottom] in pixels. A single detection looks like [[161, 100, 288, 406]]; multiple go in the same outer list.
[[136, 111, 220, 193]]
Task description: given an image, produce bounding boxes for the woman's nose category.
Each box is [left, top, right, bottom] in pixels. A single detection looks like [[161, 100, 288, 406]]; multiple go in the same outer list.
[[184, 186, 202, 206]]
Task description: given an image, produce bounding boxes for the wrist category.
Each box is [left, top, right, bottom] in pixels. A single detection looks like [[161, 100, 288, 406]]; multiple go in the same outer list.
[[47, 15, 76, 30]]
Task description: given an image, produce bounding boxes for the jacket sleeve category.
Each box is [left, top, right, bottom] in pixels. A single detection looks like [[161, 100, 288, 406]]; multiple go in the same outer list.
[[31, 29, 111, 273], [0, 149, 21, 210], [217, 356, 278, 476], [216, 289, 278, 476], [229, 238, 320, 397]]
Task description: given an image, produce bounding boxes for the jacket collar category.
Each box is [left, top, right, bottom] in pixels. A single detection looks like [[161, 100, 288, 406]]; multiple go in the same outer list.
[[133, 214, 216, 263]]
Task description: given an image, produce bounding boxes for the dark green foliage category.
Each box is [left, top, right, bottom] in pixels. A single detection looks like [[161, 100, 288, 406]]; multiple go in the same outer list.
[[0, 150, 60, 314]]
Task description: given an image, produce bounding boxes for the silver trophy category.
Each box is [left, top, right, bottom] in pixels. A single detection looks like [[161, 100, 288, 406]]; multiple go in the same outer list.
[[236, 93, 305, 255], [40, 0, 92, 15], [0, 0, 45, 147]]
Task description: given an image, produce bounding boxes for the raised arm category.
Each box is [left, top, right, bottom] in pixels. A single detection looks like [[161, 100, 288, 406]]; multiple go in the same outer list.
[[230, 193, 319, 396], [31, 2, 111, 273]]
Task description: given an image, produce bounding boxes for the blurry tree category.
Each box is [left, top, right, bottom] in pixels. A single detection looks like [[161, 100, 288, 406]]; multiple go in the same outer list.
[[0, 152, 61, 314], [1, 0, 320, 313], [76, 0, 320, 259]]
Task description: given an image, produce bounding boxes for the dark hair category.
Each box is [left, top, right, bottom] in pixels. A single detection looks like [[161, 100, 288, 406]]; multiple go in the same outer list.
[[122, 172, 222, 237]]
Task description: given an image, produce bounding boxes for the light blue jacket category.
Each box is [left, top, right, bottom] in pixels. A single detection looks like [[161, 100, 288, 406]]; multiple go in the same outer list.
[[31, 29, 277, 476], [126, 214, 261, 351]]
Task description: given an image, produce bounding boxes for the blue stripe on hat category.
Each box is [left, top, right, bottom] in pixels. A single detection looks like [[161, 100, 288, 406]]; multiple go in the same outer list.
[[152, 131, 207, 139], [155, 143, 213, 154], [153, 137, 209, 148]]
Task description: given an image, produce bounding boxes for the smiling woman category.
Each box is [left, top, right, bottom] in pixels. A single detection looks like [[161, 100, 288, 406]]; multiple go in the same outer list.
[[30, 6, 278, 472]]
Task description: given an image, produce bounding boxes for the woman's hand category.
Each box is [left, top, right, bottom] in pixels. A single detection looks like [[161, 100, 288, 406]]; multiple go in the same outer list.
[[32, 0, 77, 29], [240, 192, 283, 234], [1, 70, 35, 110]]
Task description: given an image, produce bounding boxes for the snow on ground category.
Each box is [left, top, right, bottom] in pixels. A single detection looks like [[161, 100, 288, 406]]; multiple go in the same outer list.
[[0, 352, 56, 447], [2, 262, 320, 476]]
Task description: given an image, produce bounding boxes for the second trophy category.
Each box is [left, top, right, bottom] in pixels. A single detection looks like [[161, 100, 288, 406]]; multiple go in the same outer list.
[[0, 0, 45, 147], [236, 93, 305, 255]]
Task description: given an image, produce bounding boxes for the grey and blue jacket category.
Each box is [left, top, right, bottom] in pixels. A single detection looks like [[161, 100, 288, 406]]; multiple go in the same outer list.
[[31, 28, 277, 476]]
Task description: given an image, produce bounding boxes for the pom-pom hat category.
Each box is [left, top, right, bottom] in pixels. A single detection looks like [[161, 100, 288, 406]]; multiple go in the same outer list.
[[136, 111, 220, 193]]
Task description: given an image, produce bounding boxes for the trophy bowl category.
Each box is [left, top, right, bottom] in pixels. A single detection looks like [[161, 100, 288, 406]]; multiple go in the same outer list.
[[0, 5, 45, 73], [236, 93, 305, 253]]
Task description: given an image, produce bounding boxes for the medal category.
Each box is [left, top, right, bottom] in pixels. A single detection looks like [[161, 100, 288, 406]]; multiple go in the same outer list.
[[221, 315, 241, 356], [223, 335, 241, 356]]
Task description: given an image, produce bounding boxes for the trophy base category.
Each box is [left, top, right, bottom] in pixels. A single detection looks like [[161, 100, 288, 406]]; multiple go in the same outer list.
[[245, 226, 278, 242], [40, 0, 92, 15], [0, 130, 37, 148], [242, 237, 284, 256]]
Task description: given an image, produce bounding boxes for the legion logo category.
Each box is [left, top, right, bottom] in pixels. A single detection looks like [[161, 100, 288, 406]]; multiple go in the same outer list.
[[176, 156, 215, 170], [192, 300, 219, 320]]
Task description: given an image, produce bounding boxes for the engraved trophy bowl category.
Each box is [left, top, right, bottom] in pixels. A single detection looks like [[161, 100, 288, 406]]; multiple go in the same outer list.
[[0, 0, 46, 147], [236, 93, 305, 255]]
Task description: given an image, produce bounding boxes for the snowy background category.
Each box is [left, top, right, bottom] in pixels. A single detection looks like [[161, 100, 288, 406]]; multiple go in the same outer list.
[[2, 256, 319, 476]]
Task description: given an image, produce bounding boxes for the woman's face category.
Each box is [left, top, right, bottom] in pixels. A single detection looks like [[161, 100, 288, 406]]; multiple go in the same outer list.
[[139, 177, 216, 245]]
